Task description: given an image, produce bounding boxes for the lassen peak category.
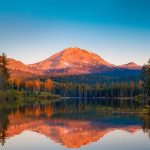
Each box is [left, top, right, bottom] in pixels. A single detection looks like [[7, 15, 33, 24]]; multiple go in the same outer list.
[[30, 47, 113, 70]]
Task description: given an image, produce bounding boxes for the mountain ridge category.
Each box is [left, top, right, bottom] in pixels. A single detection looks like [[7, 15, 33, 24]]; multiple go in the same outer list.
[[5, 47, 141, 77]]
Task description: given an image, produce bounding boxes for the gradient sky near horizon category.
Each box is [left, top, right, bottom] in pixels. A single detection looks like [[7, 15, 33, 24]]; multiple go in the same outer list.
[[0, 0, 150, 65]]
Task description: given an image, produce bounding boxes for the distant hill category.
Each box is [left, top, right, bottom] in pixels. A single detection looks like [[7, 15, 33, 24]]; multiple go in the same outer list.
[[7, 58, 43, 79], [118, 62, 142, 70]]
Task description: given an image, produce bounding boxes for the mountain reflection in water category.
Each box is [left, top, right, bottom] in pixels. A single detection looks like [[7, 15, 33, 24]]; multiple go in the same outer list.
[[0, 98, 150, 149]]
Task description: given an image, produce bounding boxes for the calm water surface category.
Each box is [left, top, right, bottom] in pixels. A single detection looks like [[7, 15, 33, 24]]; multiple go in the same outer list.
[[0, 98, 150, 150]]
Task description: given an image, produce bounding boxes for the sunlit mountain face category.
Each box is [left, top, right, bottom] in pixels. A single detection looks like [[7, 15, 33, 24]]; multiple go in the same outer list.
[[0, 98, 150, 148], [6, 48, 141, 78]]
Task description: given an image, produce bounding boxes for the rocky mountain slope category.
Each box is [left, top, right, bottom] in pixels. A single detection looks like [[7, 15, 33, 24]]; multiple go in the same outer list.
[[29, 47, 115, 75], [6, 47, 141, 77]]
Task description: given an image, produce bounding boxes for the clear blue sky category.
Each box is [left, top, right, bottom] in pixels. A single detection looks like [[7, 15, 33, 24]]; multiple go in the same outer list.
[[0, 0, 150, 65]]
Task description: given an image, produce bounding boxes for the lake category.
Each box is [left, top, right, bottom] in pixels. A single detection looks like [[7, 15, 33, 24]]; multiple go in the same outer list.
[[0, 98, 150, 150]]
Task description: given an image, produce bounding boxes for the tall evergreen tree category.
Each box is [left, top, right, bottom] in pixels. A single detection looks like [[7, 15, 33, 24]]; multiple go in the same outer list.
[[0, 53, 10, 91], [141, 59, 150, 96]]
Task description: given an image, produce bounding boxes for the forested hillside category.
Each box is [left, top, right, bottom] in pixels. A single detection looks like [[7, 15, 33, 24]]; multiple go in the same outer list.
[[0, 53, 149, 99]]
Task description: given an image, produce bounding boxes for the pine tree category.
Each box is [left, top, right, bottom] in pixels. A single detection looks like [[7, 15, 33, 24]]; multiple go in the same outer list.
[[0, 53, 10, 91], [141, 59, 150, 96]]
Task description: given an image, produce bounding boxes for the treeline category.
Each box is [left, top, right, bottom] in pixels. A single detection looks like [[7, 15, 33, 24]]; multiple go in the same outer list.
[[11, 78, 53, 93], [9, 78, 143, 98], [51, 73, 140, 85], [53, 81, 143, 97]]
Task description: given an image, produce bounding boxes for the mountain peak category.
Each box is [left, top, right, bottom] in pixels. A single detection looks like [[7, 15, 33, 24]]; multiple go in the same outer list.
[[30, 47, 113, 72], [62, 47, 93, 56], [63, 47, 88, 52], [119, 62, 141, 70], [127, 62, 137, 65]]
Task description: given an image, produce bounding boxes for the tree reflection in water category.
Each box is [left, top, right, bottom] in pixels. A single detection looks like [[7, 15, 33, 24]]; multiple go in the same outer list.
[[0, 98, 150, 148]]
